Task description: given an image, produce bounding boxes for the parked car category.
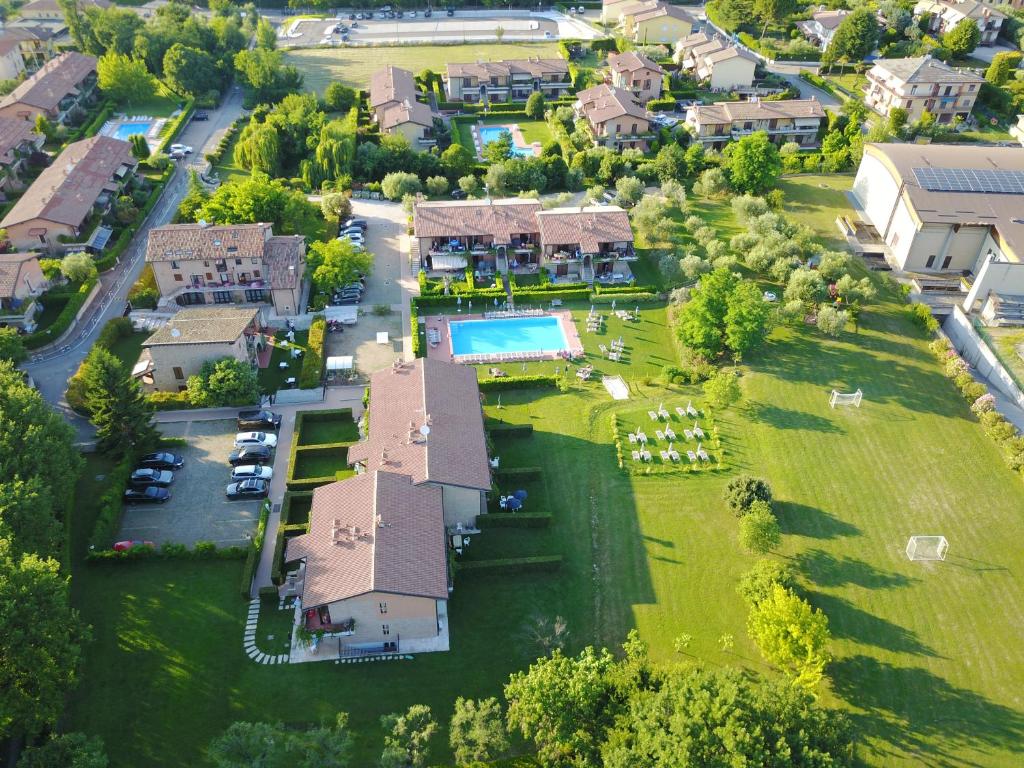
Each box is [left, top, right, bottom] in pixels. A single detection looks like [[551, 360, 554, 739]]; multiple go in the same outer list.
[[169, 143, 193, 155], [354, 12, 362, 19], [234, 431, 278, 449], [349, 12, 356, 19], [226, 478, 270, 500], [237, 409, 282, 430], [339, 226, 364, 238], [447, 7, 454, 16], [130, 468, 174, 488], [113, 539, 155, 552], [409, 9, 417, 16], [343, 218, 368, 230], [451, 189, 467, 200], [231, 465, 274, 481], [137, 451, 184, 470], [330, 295, 361, 306], [424, 8, 432, 16], [124, 487, 171, 504], [193, 112, 209, 121], [229, 445, 272, 466], [342, 233, 365, 245]]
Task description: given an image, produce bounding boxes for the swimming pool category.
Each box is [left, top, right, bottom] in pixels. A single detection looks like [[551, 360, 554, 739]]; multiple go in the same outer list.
[[109, 121, 152, 141], [450, 316, 569, 356], [478, 125, 534, 158]]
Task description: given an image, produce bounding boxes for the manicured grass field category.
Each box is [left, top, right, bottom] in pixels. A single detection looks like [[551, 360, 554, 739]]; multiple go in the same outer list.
[[291, 446, 353, 480], [107, 331, 148, 371], [285, 42, 563, 93], [257, 330, 309, 395], [297, 413, 360, 446]]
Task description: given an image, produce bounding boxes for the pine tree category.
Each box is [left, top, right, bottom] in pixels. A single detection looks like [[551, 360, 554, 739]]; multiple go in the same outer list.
[[81, 347, 157, 455]]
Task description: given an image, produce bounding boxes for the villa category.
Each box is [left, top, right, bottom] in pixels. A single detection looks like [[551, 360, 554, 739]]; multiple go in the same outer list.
[[607, 50, 666, 103], [674, 32, 757, 91], [0, 51, 98, 125], [622, 2, 697, 44], [0, 135, 136, 253], [864, 56, 984, 124], [914, 0, 1005, 46], [369, 66, 437, 148], [536, 206, 635, 283], [443, 58, 571, 104], [0, 116, 44, 193], [284, 358, 490, 657], [574, 84, 653, 151], [851, 143, 1024, 321], [0, 27, 57, 80], [144, 223, 306, 317], [798, 9, 850, 51], [685, 98, 827, 150], [0, 252, 45, 331], [18, 0, 109, 22]]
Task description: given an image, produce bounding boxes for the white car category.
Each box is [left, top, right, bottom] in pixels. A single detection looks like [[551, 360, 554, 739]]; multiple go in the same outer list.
[[169, 143, 193, 154], [342, 233, 365, 244], [231, 464, 274, 481], [234, 431, 278, 449]]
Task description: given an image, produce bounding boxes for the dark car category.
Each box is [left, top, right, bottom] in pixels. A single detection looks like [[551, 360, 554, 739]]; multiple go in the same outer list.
[[451, 189, 467, 200], [349, 12, 355, 19], [424, 8, 432, 16], [193, 111, 209, 121], [226, 478, 270, 500], [237, 409, 282, 430], [130, 468, 174, 488], [343, 218, 368, 231], [229, 445, 272, 466], [124, 487, 171, 504], [330, 295, 361, 306], [446, 7, 454, 15], [137, 451, 184, 470]]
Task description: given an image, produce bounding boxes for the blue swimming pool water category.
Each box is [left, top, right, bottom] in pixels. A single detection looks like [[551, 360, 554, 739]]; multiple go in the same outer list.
[[450, 316, 569, 356], [479, 125, 533, 158], [110, 121, 152, 141]]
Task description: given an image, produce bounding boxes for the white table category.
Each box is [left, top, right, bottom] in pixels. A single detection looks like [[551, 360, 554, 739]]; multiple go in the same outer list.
[[376, 331, 389, 344]]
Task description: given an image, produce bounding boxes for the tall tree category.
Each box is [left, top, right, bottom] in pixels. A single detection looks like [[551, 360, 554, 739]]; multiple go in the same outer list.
[[726, 131, 781, 195], [675, 267, 738, 357], [96, 52, 155, 106], [185, 358, 260, 408], [0, 326, 26, 364], [17, 732, 108, 768], [379, 705, 437, 768], [87, 6, 144, 56], [191, 173, 319, 237], [162, 44, 218, 99], [81, 347, 158, 456], [129, 133, 150, 160], [943, 17, 981, 58], [738, 501, 782, 554], [234, 48, 303, 105], [233, 120, 281, 176], [724, 280, 772, 358], [524, 91, 545, 120], [753, 0, 797, 41], [0, 478, 60, 557], [747, 584, 832, 689], [449, 697, 509, 766], [207, 721, 285, 767], [58, 0, 97, 53], [255, 17, 277, 50], [0, 538, 86, 740], [703, 368, 743, 409], [824, 8, 879, 67], [306, 236, 373, 294]]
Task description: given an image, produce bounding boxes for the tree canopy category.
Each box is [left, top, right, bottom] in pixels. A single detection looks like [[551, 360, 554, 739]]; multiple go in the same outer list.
[[185, 358, 260, 408], [307, 238, 373, 294], [96, 52, 155, 105], [186, 173, 320, 237], [81, 346, 158, 455], [824, 8, 879, 66], [726, 132, 782, 195], [748, 583, 832, 688], [943, 18, 981, 58]]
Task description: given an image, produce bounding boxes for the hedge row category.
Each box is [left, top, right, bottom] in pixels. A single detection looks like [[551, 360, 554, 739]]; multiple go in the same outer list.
[[590, 292, 660, 304], [493, 466, 543, 481], [88, 541, 247, 562], [77, 100, 114, 143], [240, 500, 271, 599], [24, 278, 97, 350], [87, 454, 135, 551], [485, 423, 534, 437], [205, 116, 244, 165], [298, 316, 326, 388], [410, 298, 422, 357], [479, 375, 559, 392], [593, 283, 656, 295], [456, 555, 562, 573], [281, 490, 314, 526], [156, 99, 196, 154], [477, 513, 551, 529], [271, 524, 307, 585], [148, 390, 193, 410]]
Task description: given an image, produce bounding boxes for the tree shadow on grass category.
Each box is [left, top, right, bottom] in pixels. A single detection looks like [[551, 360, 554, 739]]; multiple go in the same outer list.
[[810, 592, 940, 657], [747, 401, 845, 433], [775, 501, 860, 539], [831, 654, 1024, 766], [797, 549, 915, 589]]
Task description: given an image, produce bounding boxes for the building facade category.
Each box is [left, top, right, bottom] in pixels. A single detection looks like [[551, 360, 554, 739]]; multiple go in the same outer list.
[[914, 0, 1005, 45], [627, 3, 697, 44], [0, 252, 46, 331], [607, 50, 665, 103], [0, 116, 44, 193], [574, 83, 653, 150], [674, 32, 757, 91], [369, 66, 437, 149], [444, 58, 571, 103], [798, 9, 850, 50], [864, 56, 984, 123], [0, 51, 97, 124], [685, 98, 826, 150]]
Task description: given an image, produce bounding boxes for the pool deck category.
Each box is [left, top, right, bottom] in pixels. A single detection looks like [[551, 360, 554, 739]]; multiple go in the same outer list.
[[471, 121, 542, 160], [424, 310, 583, 363]]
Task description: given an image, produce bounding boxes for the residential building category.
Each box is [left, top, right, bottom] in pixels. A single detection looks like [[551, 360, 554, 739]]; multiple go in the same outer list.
[[443, 58, 572, 103], [864, 55, 984, 123], [674, 31, 757, 91], [0, 51, 98, 124], [0, 252, 45, 331], [0, 116, 44, 193], [798, 9, 850, 51], [17, 0, 108, 22], [1011, 114, 1024, 146], [851, 143, 1024, 317], [137, 306, 264, 392], [0, 26, 57, 79], [914, 0, 1005, 46], [0, 34, 26, 80], [369, 66, 437, 148], [977, 0, 1022, 11], [413, 197, 637, 282], [574, 83, 653, 151], [0, 135, 136, 253], [626, 3, 697, 44], [145, 222, 306, 317], [607, 50, 666, 103], [685, 98, 827, 150], [602, 0, 644, 23]]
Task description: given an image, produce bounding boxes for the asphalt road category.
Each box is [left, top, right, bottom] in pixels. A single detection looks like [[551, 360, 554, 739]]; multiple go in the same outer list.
[[23, 86, 247, 440]]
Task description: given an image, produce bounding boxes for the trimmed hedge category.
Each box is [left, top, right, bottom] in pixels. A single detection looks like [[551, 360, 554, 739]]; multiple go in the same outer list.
[[281, 491, 314, 526], [24, 278, 97, 349], [485, 423, 534, 437], [479, 375, 559, 392], [456, 555, 562, 573], [590, 292, 660, 304], [477, 513, 551, 528], [493, 466, 543, 481], [88, 541, 247, 561], [148, 390, 192, 410], [411, 298, 422, 357], [87, 454, 135, 550], [240, 500, 271, 599], [156, 99, 196, 154], [271, 524, 308, 585], [593, 283, 656, 295], [298, 315, 326, 388]]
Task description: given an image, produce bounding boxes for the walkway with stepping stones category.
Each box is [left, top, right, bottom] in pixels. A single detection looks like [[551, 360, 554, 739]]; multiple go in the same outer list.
[[244, 598, 290, 665]]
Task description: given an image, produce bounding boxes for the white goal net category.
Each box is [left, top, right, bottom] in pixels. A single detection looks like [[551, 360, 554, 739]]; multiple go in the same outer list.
[[830, 389, 863, 408], [906, 535, 949, 562]]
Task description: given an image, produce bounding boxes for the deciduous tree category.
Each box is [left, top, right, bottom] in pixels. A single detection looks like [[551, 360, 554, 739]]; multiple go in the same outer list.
[[449, 697, 509, 765], [723, 474, 772, 515], [0, 478, 59, 557], [824, 8, 879, 66], [703, 368, 742, 409], [726, 131, 781, 194], [738, 501, 781, 553], [381, 171, 423, 201], [747, 583, 832, 688], [306, 238, 373, 294], [255, 17, 276, 50], [943, 17, 981, 58], [524, 91, 545, 120], [320, 192, 351, 222], [17, 732, 108, 768], [724, 281, 772, 357], [324, 82, 356, 112], [163, 43, 218, 99], [737, 559, 799, 605], [440, 144, 476, 181], [60, 252, 97, 284], [379, 705, 437, 768], [96, 52, 155, 105], [185, 358, 259, 408], [192, 173, 319, 237], [0, 326, 26, 363]]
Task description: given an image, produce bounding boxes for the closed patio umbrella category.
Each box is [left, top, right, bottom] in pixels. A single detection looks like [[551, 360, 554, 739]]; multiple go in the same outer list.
[[514, 489, 528, 500], [507, 497, 523, 511]]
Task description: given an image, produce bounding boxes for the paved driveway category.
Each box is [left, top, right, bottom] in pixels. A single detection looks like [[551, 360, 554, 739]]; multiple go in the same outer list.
[[118, 419, 262, 547], [351, 198, 405, 309]]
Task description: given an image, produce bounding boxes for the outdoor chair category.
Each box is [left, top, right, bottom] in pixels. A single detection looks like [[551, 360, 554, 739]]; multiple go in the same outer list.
[[609, 352, 620, 362], [687, 404, 699, 417], [684, 429, 694, 440], [631, 450, 641, 461], [669, 450, 680, 462], [697, 449, 709, 461], [599, 344, 609, 355], [694, 427, 705, 439], [628, 433, 637, 444], [675, 406, 686, 417], [648, 411, 659, 421], [642, 450, 652, 462], [660, 450, 671, 462], [656, 430, 665, 441], [665, 428, 676, 440], [686, 450, 698, 463]]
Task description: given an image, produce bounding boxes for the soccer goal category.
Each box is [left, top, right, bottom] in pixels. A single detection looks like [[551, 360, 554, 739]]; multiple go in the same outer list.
[[829, 389, 863, 408], [906, 535, 949, 562]]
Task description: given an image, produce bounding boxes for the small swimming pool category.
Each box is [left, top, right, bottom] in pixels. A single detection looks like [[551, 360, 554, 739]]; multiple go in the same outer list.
[[479, 125, 533, 158], [450, 316, 569, 356], [109, 121, 152, 141]]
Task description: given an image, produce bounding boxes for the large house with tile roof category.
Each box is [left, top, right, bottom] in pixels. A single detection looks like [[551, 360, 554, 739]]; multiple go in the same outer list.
[[0, 116, 44, 193], [798, 9, 850, 50], [144, 223, 306, 317], [574, 83, 653, 150], [0, 51, 97, 124], [864, 56, 984, 123], [444, 58, 571, 103], [674, 31, 757, 91], [914, 0, 1005, 45], [369, 66, 437, 148], [607, 50, 665, 103], [626, 3, 697, 44], [685, 98, 827, 150], [0, 252, 45, 330]]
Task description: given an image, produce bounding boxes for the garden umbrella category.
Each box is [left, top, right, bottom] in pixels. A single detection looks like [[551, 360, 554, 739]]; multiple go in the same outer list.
[[494, 297, 499, 306], [468, 300, 472, 312], [612, 299, 616, 309], [514, 489, 528, 500], [507, 497, 523, 511]]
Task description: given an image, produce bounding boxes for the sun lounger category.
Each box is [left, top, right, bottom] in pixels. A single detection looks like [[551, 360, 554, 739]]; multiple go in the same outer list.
[[697, 449, 709, 461], [687, 405, 699, 417], [576, 369, 591, 381], [660, 450, 671, 462], [659, 409, 670, 419], [599, 344, 609, 354], [683, 429, 694, 440], [676, 406, 686, 417], [648, 411, 659, 421], [628, 433, 637, 444], [665, 428, 676, 440], [655, 430, 665, 441], [669, 450, 680, 462], [687, 450, 698, 463], [609, 352, 620, 362], [641, 450, 652, 462], [631, 450, 641, 461], [694, 427, 705, 439]]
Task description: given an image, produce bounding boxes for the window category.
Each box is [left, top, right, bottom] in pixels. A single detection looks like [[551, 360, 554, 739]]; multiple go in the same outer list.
[[253, 270, 261, 278], [615, 123, 621, 133], [631, 123, 637, 134], [382, 624, 390, 636], [942, 254, 953, 269], [925, 254, 936, 268], [251, 258, 258, 264], [234, 258, 242, 265], [227, 246, 237, 253], [244, 289, 265, 302], [379, 601, 388, 614], [205, 273, 213, 281], [171, 260, 179, 269], [173, 366, 184, 380], [203, 261, 210, 267], [173, 274, 183, 282], [213, 290, 233, 304]]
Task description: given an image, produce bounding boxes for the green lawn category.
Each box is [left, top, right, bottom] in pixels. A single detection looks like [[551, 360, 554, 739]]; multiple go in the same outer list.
[[257, 330, 309, 395], [34, 293, 69, 332], [210, 124, 249, 186], [297, 413, 360, 446], [284, 42, 563, 93], [106, 331, 148, 371], [778, 173, 856, 249], [291, 446, 353, 480]]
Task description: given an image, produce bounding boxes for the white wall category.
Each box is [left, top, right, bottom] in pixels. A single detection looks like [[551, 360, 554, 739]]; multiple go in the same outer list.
[[943, 304, 1024, 407]]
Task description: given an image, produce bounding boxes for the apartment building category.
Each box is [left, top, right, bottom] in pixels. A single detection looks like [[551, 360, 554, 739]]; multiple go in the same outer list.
[[674, 31, 757, 91], [685, 98, 826, 150], [0, 252, 45, 331], [914, 0, 1005, 45], [18, 0, 109, 22], [798, 9, 850, 51], [864, 55, 984, 123], [607, 50, 665, 103], [0, 116, 44, 193], [574, 83, 653, 151], [444, 58, 571, 103], [0, 135, 136, 252], [369, 66, 437, 148], [145, 222, 306, 316], [0, 26, 56, 80], [0, 51, 97, 124], [627, 3, 697, 44]]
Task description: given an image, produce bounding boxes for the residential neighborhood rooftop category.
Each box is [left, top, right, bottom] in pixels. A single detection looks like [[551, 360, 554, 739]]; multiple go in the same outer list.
[[607, 50, 665, 76], [0, 116, 42, 164], [142, 306, 259, 346], [809, 8, 850, 28], [378, 98, 433, 130], [369, 65, 418, 109], [146, 222, 272, 263], [690, 98, 827, 123], [20, 0, 109, 13], [630, 3, 697, 24], [264, 235, 305, 290], [0, 252, 40, 298], [446, 57, 568, 79], [413, 198, 542, 244], [0, 51, 96, 114], [870, 56, 986, 84], [535, 206, 634, 252], [576, 83, 650, 123]]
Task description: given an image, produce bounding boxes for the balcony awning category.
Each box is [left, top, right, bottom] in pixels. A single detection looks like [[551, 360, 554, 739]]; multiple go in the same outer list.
[[431, 254, 468, 271]]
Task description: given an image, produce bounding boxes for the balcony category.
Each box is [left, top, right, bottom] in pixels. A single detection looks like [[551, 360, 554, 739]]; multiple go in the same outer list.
[[592, 246, 637, 262]]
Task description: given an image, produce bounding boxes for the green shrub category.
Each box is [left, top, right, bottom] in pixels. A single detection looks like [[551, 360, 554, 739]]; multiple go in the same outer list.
[[909, 302, 939, 333], [88, 454, 137, 550], [258, 585, 279, 600], [24, 278, 97, 349], [485, 423, 534, 437], [479, 375, 559, 392], [127, 264, 159, 308], [590, 292, 660, 304], [477, 513, 551, 528], [723, 475, 773, 516], [281, 491, 314, 526], [456, 555, 562, 573], [298, 316, 325, 388], [240, 501, 271, 599], [961, 381, 988, 402], [147, 390, 193, 410]]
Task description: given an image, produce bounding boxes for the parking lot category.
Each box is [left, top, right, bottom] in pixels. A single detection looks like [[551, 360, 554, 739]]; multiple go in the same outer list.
[[117, 419, 264, 548]]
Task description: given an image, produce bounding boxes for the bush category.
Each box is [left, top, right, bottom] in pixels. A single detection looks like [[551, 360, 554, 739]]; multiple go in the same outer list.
[[298, 316, 326, 388], [148, 390, 192, 410], [589, 292, 660, 304], [240, 501, 270, 598], [24, 278, 97, 349], [127, 264, 159, 309], [88, 454, 135, 550], [909, 302, 939, 333], [724, 475, 773, 516], [738, 559, 799, 605], [455, 555, 562, 573], [478, 375, 559, 391]]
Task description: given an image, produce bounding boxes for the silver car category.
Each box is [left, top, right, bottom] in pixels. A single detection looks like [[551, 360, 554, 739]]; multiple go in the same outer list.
[[234, 431, 278, 449], [231, 465, 274, 481]]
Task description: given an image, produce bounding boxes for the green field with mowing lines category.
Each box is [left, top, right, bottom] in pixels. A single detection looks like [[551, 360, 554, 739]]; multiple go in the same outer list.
[[284, 42, 563, 92]]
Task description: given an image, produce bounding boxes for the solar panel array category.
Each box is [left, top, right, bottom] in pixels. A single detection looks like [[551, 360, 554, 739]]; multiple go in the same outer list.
[[912, 167, 1024, 195]]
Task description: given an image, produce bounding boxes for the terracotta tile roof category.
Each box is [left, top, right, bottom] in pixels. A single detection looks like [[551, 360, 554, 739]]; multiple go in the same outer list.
[[691, 98, 826, 124], [870, 56, 985, 85], [142, 306, 258, 346], [810, 9, 850, 29], [446, 58, 569, 79], [370, 65, 418, 109], [675, 31, 716, 53], [0, 117, 42, 166], [705, 46, 758, 65], [20, 0, 108, 13], [414, 198, 542, 245], [0, 51, 96, 114], [631, 3, 697, 24], [145, 223, 271, 263], [0, 136, 134, 230], [379, 98, 434, 130], [536, 206, 633, 253], [918, 0, 1006, 21], [347, 358, 491, 491], [607, 50, 665, 76], [0, 252, 40, 298], [285, 470, 448, 607], [614, 0, 660, 17], [265, 235, 305, 290], [576, 83, 650, 124]]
